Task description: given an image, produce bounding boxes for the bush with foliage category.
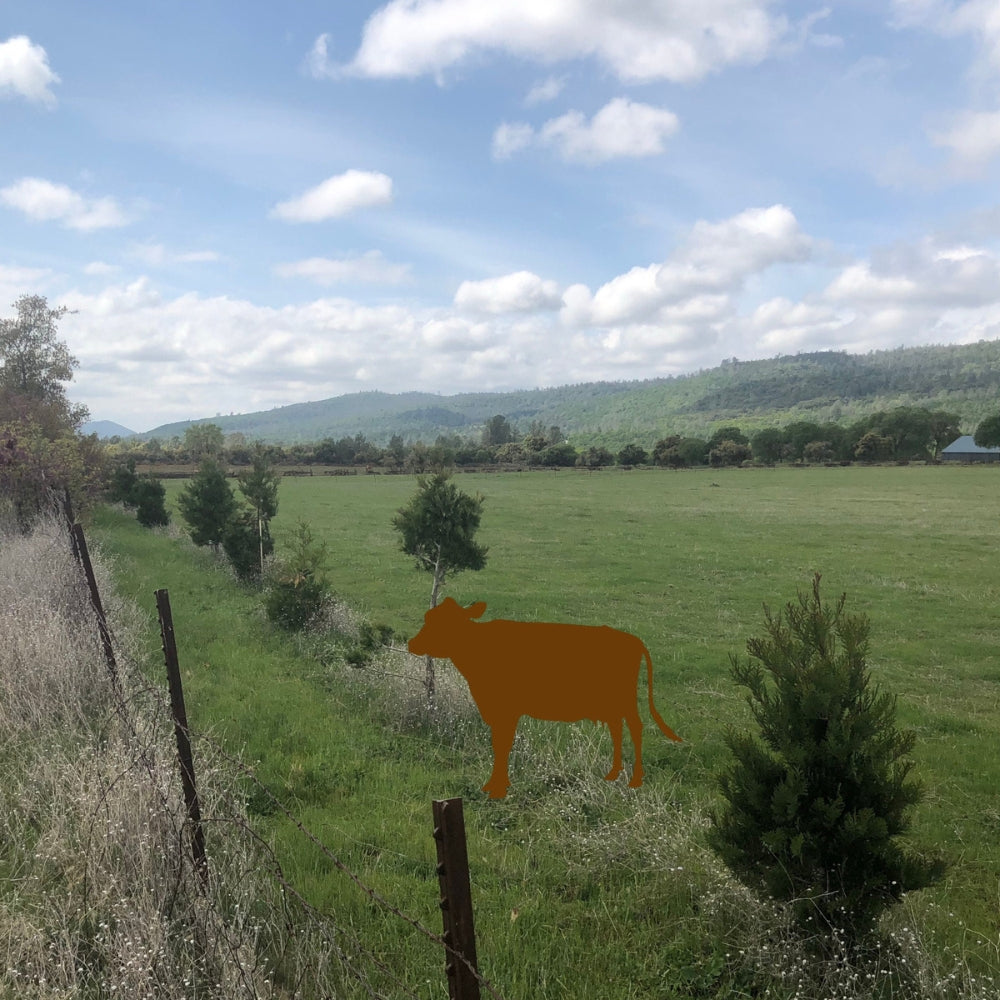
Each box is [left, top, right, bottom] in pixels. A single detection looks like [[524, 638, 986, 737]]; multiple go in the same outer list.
[[709, 575, 944, 953], [709, 439, 752, 466], [176, 459, 237, 548], [108, 457, 140, 505], [222, 511, 273, 581], [577, 445, 614, 469], [344, 621, 395, 668], [264, 520, 330, 630], [617, 443, 648, 466], [132, 478, 170, 527]]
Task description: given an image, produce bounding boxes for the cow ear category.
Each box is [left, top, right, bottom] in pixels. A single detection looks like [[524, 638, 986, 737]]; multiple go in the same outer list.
[[466, 601, 487, 619]]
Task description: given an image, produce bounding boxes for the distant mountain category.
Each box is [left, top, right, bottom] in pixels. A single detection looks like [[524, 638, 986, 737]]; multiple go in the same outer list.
[[137, 340, 1000, 449], [82, 420, 137, 439]]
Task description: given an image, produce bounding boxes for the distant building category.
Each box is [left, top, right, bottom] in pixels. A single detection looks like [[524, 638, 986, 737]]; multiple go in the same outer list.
[[940, 435, 1000, 463]]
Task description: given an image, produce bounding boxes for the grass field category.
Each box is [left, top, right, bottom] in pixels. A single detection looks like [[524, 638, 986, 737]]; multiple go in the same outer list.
[[93, 464, 1000, 998]]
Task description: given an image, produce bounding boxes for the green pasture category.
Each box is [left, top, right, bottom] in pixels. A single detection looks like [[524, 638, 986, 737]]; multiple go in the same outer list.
[[94, 464, 1000, 997]]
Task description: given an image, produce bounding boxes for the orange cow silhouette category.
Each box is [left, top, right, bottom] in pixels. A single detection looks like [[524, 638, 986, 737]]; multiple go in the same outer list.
[[408, 598, 682, 798]]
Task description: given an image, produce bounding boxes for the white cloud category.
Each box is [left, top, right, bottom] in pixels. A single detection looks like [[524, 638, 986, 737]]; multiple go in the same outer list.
[[57, 213, 1000, 432], [304, 33, 337, 79], [786, 7, 843, 51], [274, 251, 412, 285], [494, 98, 679, 163], [931, 108, 1000, 166], [824, 263, 920, 302], [566, 204, 812, 326], [893, 1, 1000, 166], [0, 36, 59, 107], [176, 250, 222, 264], [823, 238, 1000, 307], [83, 261, 119, 276], [751, 236, 1000, 356], [893, 0, 1000, 76], [454, 271, 562, 313], [344, 0, 787, 83], [491, 121, 534, 160], [540, 98, 680, 162], [271, 170, 394, 222], [129, 243, 222, 266], [0, 178, 130, 230], [750, 297, 847, 352], [0, 263, 52, 286], [0, 263, 52, 306], [524, 75, 565, 105]]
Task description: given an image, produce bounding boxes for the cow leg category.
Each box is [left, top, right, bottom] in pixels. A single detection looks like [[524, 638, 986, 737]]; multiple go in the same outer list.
[[604, 717, 624, 781], [483, 718, 517, 799], [626, 707, 645, 788]]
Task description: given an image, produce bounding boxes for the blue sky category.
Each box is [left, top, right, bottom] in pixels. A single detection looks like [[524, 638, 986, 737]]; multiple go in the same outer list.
[[3, 1, 1000, 432]]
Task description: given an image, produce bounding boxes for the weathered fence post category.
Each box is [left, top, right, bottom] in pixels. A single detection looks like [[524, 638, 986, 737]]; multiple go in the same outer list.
[[432, 797, 481, 1000], [68, 520, 119, 682], [156, 588, 209, 890]]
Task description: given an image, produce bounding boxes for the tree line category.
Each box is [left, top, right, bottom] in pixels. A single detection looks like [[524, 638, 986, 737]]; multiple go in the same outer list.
[[103, 405, 966, 472]]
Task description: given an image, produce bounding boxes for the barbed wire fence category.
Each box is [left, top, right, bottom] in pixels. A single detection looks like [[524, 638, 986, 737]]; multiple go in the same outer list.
[[55, 501, 512, 1000]]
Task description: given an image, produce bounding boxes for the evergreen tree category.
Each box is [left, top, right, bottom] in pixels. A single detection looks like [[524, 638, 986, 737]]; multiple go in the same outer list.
[[108, 457, 140, 505], [235, 442, 281, 578], [223, 511, 274, 581], [176, 459, 237, 548], [132, 478, 170, 527], [393, 473, 487, 707], [709, 576, 944, 952], [264, 520, 330, 630]]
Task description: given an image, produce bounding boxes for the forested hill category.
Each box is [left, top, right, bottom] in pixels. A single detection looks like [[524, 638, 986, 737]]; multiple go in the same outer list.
[[140, 340, 1000, 448]]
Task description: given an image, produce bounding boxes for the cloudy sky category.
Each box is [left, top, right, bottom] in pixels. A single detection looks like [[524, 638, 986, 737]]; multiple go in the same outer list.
[[3, 1, 1000, 432]]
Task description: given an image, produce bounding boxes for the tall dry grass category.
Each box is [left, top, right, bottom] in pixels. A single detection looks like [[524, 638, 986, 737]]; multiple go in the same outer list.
[[0, 518, 361, 999]]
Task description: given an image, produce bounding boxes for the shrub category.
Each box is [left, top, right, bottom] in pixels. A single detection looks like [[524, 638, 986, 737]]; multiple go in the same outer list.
[[222, 510, 273, 582], [708, 575, 945, 953], [108, 457, 140, 505], [176, 458, 237, 548], [617, 443, 648, 466], [264, 520, 330, 630], [576, 445, 614, 469], [344, 621, 395, 668], [132, 477, 169, 527]]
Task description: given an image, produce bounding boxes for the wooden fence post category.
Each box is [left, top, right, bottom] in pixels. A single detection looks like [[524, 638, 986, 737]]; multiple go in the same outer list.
[[432, 797, 481, 1000], [69, 521, 119, 682], [156, 588, 209, 890]]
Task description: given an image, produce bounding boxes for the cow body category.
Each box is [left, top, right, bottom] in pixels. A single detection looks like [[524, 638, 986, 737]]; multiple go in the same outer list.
[[408, 598, 682, 798]]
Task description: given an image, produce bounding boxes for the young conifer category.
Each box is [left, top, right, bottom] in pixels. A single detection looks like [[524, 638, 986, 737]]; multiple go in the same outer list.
[[176, 458, 237, 549], [709, 575, 944, 952]]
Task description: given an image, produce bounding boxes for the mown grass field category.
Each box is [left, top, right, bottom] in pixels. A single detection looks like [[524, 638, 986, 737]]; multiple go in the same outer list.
[[93, 464, 1000, 998]]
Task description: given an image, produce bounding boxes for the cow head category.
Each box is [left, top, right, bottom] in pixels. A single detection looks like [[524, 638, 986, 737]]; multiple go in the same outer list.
[[407, 597, 487, 657]]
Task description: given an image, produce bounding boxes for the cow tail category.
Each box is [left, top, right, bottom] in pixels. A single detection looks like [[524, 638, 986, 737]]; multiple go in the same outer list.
[[644, 643, 683, 742]]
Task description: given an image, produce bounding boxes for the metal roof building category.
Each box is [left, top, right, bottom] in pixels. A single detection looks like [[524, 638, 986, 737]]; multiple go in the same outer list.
[[940, 435, 1000, 462]]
